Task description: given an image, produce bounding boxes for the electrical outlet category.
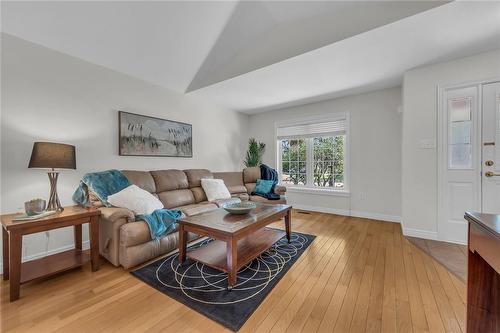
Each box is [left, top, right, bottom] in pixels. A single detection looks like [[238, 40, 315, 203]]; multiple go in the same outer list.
[[358, 192, 367, 200], [45, 231, 50, 255], [419, 139, 436, 149]]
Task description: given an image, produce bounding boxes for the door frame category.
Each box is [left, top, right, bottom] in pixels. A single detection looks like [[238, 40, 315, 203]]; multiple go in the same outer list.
[[437, 77, 500, 244]]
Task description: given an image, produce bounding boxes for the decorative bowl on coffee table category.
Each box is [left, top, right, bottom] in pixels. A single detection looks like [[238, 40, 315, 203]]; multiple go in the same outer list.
[[222, 202, 257, 215]]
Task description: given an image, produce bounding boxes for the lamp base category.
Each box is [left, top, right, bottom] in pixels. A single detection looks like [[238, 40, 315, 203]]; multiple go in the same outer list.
[[47, 172, 64, 212]]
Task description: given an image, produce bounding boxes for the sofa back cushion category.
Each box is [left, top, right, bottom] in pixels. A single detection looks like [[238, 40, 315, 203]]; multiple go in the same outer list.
[[151, 170, 189, 192], [243, 167, 260, 184], [184, 169, 213, 187], [158, 189, 195, 209], [214, 171, 247, 194], [122, 170, 156, 193], [184, 169, 213, 203], [150, 170, 194, 208]]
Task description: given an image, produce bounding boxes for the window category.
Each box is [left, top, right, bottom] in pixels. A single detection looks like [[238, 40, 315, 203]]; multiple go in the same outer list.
[[281, 139, 307, 185], [277, 115, 348, 191], [313, 136, 344, 188]]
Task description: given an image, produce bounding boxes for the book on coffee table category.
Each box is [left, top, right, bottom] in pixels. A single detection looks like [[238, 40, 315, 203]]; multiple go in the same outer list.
[[12, 210, 57, 222]]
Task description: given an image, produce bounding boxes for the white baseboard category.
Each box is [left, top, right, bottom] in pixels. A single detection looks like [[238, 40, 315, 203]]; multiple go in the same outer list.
[[0, 241, 90, 275], [349, 210, 401, 223], [402, 227, 468, 245], [402, 227, 438, 240], [293, 204, 350, 217], [436, 235, 467, 246], [293, 204, 401, 223]]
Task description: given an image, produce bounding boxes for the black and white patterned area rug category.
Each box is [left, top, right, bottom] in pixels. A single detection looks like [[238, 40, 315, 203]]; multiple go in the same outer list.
[[131, 231, 315, 331]]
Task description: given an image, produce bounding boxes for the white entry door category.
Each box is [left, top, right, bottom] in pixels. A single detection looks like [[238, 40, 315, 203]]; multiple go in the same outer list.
[[482, 82, 500, 214], [439, 85, 481, 244]]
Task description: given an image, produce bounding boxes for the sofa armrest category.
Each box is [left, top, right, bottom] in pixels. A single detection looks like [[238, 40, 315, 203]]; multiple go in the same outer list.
[[274, 185, 286, 196], [98, 207, 135, 223], [97, 207, 135, 266]]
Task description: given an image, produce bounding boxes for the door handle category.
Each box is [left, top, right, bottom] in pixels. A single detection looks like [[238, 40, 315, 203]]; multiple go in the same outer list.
[[485, 171, 500, 177]]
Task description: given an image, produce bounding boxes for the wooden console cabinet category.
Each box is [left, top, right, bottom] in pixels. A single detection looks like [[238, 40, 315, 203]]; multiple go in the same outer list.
[[464, 211, 500, 333]]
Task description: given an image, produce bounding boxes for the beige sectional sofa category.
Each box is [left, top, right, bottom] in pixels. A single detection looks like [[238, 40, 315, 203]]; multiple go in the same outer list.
[[96, 167, 286, 269]]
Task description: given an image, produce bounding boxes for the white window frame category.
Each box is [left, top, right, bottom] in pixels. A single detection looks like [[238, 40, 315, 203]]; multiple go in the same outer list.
[[275, 113, 350, 195]]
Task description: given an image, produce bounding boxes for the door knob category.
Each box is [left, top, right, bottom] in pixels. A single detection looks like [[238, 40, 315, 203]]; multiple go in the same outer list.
[[485, 160, 494, 166], [485, 171, 500, 177]]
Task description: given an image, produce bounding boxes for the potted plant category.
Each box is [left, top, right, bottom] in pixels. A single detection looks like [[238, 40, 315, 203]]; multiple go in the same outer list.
[[244, 138, 266, 167]]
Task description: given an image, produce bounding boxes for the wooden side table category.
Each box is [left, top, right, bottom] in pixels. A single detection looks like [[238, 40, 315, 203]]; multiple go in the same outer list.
[[1, 205, 100, 301]]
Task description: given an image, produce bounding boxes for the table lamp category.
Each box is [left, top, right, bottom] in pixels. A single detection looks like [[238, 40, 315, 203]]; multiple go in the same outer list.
[[28, 142, 76, 212]]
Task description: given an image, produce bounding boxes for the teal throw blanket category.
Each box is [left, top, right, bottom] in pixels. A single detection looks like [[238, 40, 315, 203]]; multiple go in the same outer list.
[[137, 209, 183, 239], [73, 170, 181, 239], [72, 169, 131, 207]]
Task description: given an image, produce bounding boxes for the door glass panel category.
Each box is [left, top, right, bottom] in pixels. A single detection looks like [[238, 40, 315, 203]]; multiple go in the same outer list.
[[450, 144, 472, 169], [450, 121, 471, 144], [449, 97, 473, 169]]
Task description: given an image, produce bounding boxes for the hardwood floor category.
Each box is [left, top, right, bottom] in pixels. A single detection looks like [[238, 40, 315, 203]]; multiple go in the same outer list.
[[406, 237, 467, 282], [0, 211, 466, 332]]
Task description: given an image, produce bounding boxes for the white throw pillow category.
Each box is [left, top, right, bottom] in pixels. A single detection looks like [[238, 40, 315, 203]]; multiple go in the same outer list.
[[107, 185, 163, 215], [201, 179, 231, 202]]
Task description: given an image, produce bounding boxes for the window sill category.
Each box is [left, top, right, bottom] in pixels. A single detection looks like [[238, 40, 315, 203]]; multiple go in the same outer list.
[[285, 186, 350, 197]]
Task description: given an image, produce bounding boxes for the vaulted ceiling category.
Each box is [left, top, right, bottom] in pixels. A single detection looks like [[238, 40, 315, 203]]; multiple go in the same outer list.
[[2, 1, 500, 113]]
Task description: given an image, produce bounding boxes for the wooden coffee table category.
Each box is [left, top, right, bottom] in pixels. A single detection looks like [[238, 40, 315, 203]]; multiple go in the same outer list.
[[178, 203, 292, 290]]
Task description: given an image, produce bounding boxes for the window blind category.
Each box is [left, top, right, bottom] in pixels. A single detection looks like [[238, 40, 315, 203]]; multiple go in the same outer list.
[[276, 118, 346, 140]]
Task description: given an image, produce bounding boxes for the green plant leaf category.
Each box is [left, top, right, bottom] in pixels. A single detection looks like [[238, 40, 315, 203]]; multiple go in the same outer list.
[[244, 138, 266, 167]]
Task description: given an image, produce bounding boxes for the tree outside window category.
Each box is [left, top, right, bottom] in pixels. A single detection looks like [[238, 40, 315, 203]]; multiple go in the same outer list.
[[280, 135, 345, 188], [313, 136, 344, 188], [280, 139, 307, 185]]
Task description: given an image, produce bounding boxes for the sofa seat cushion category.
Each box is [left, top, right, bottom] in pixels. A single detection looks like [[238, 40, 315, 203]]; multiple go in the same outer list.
[[176, 203, 218, 216], [211, 197, 241, 207], [226, 185, 247, 194], [232, 193, 250, 201], [250, 195, 287, 204]]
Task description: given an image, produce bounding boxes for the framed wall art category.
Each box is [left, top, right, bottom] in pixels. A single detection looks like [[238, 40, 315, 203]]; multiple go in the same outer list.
[[119, 111, 192, 157]]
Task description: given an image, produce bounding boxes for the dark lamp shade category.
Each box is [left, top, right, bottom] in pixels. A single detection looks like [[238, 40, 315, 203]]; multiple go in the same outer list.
[[28, 142, 76, 169]]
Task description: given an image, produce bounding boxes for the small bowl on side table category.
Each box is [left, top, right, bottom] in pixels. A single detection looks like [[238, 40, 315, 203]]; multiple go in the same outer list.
[[25, 199, 46, 216], [222, 202, 257, 215]]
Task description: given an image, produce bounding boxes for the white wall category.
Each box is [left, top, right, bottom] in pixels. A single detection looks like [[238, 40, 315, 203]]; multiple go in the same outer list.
[[402, 49, 500, 240], [248, 87, 402, 221], [0, 34, 248, 270]]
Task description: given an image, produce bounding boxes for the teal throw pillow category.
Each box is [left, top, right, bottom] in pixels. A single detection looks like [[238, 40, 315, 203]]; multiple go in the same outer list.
[[255, 179, 274, 194]]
